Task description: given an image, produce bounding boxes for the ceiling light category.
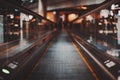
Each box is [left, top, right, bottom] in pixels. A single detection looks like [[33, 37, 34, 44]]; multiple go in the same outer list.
[[81, 6, 87, 10]]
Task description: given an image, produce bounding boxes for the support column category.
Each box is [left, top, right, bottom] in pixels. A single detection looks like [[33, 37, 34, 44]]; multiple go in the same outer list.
[[38, 0, 44, 16], [0, 15, 3, 43], [26, 21, 29, 39], [38, 0, 47, 17], [41, 0, 47, 18], [55, 11, 61, 30], [117, 16, 120, 45], [64, 14, 68, 29]]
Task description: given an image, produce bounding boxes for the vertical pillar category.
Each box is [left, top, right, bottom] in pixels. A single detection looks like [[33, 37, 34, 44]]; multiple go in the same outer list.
[[81, 18, 86, 33], [3, 9, 8, 42], [26, 21, 29, 39], [22, 20, 29, 39], [55, 11, 60, 30], [20, 13, 29, 40], [0, 15, 3, 43], [117, 16, 120, 45], [38, 0, 44, 16], [64, 14, 68, 29], [38, 0, 47, 17], [41, 0, 47, 18], [55, 11, 59, 23]]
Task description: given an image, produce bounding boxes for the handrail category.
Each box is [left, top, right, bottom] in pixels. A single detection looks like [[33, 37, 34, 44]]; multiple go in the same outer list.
[[0, 39, 20, 52], [71, 0, 120, 23], [0, 0, 54, 23], [71, 33, 120, 80]]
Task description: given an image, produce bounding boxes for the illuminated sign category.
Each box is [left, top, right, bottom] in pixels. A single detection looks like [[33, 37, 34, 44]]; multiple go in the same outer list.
[[2, 68, 10, 74]]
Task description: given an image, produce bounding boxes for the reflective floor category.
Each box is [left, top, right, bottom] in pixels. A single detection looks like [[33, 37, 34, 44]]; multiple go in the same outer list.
[[26, 31, 96, 80]]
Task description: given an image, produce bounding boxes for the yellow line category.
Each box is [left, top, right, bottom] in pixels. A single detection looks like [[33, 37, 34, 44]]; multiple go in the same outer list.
[[72, 42, 99, 80]]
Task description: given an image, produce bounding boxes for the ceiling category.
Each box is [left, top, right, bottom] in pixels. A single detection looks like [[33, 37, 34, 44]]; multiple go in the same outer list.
[[3, 0, 109, 22], [46, 0, 106, 11], [46, 0, 108, 17], [6, 0, 106, 11]]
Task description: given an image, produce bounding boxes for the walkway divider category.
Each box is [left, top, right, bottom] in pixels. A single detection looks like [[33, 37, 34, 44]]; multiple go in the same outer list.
[[70, 33, 118, 80]]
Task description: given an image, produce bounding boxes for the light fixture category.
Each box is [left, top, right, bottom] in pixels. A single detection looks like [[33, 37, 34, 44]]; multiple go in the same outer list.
[[30, 0, 34, 3], [29, 15, 33, 20], [111, 4, 115, 10], [53, 11, 56, 15], [10, 14, 14, 19], [86, 15, 93, 21], [118, 10, 120, 16], [76, 6, 87, 10], [15, 9, 18, 12], [81, 6, 87, 10], [100, 9, 109, 18], [110, 10, 114, 16]]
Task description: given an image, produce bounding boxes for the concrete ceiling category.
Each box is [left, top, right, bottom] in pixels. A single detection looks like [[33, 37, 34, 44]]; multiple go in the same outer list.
[[47, 0, 106, 10]]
